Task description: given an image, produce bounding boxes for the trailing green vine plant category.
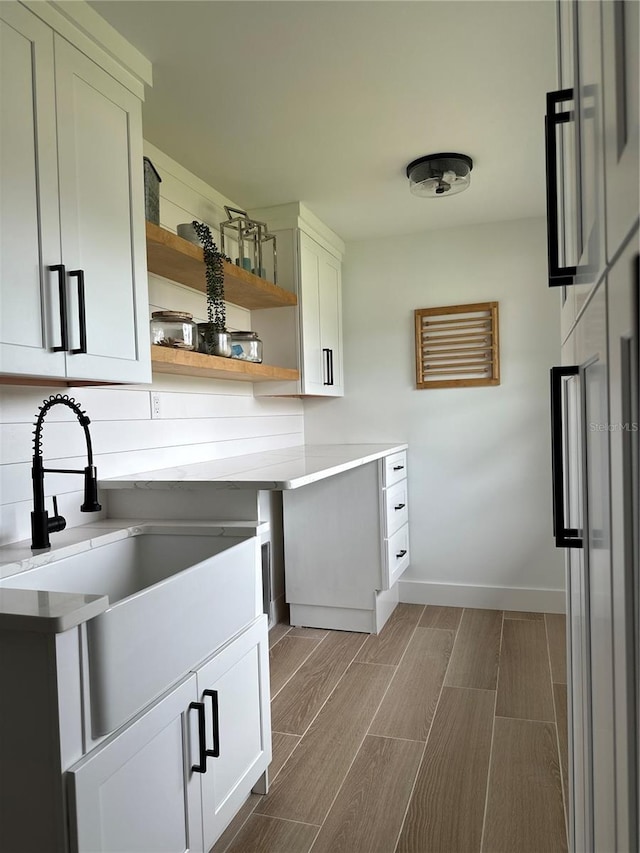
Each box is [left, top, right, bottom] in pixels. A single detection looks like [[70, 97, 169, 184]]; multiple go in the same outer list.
[[191, 220, 229, 351]]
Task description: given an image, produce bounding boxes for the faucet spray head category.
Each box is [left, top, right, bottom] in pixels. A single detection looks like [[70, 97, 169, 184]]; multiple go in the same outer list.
[[81, 466, 102, 513]]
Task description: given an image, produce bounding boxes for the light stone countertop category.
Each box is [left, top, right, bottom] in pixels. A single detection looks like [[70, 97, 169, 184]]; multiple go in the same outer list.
[[0, 588, 109, 633], [99, 443, 408, 491], [0, 444, 406, 633]]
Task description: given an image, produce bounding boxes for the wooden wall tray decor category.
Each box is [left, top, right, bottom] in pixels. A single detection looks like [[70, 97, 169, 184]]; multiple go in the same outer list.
[[414, 301, 500, 389]]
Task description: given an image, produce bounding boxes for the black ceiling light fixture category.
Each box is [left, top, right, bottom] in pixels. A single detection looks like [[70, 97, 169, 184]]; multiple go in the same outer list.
[[406, 153, 473, 197]]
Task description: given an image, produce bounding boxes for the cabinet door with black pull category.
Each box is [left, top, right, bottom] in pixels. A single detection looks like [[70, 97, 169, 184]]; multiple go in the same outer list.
[[195, 616, 271, 852]]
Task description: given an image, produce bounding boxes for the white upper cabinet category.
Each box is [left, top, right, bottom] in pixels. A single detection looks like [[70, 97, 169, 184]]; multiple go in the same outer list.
[[0, 5, 66, 378], [574, 0, 607, 289], [602, 0, 639, 259], [54, 36, 150, 382], [0, 3, 151, 385], [556, 0, 577, 335], [299, 231, 344, 396], [547, 0, 606, 304], [250, 203, 345, 397]]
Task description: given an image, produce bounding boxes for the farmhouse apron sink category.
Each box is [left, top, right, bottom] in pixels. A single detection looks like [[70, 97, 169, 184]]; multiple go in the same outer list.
[[0, 528, 259, 734]]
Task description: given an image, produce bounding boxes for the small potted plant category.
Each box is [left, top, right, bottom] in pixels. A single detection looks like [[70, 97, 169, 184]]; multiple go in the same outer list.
[[191, 221, 231, 357]]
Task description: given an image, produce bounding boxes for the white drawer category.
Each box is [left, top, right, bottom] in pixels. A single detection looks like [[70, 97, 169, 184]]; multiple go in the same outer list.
[[383, 450, 407, 487], [384, 523, 410, 589], [384, 479, 408, 536]]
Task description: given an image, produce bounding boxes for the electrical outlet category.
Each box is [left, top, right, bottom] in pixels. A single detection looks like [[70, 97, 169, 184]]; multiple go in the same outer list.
[[151, 393, 161, 419]]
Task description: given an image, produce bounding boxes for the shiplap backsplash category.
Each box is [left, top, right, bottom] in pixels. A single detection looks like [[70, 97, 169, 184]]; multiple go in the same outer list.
[[0, 142, 303, 545]]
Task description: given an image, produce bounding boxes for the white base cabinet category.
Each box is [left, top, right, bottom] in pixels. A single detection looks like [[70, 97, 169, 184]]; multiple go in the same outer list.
[[283, 451, 410, 633], [0, 533, 270, 853], [68, 617, 270, 853], [68, 675, 203, 853], [196, 618, 271, 851]]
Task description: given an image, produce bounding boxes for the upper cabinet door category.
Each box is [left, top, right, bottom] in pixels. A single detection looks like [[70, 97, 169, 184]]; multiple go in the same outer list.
[[548, 0, 609, 302], [298, 231, 344, 397], [54, 36, 150, 383], [0, 4, 65, 377], [556, 0, 577, 332], [318, 250, 343, 396], [575, 0, 607, 293], [602, 0, 639, 259], [299, 232, 324, 394]]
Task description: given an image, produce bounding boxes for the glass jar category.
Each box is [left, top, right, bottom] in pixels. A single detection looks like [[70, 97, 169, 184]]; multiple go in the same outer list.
[[197, 324, 232, 357], [150, 311, 197, 350], [230, 331, 263, 363]]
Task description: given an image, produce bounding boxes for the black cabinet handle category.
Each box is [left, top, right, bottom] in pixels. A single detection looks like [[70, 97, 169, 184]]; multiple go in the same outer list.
[[322, 348, 334, 386], [203, 689, 220, 759], [394, 503, 406, 511], [68, 270, 87, 354], [393, 465, 404, 471], [550, 366, 582, 548], [49, 265, 69, 352], [189, 701, 207, 773], [545, 89, 578, 287], [396, 549, 407, 559]]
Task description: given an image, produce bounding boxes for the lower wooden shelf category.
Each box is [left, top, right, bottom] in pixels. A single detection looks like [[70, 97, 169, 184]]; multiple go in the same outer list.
[[151, 346, 300, 383]]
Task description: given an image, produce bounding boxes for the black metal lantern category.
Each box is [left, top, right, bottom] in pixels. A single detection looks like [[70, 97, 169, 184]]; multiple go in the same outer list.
[[219, 206, 277, 283]]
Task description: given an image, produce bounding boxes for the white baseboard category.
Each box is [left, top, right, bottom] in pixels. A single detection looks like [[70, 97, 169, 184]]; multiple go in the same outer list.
[[398, 579, 566, 614]]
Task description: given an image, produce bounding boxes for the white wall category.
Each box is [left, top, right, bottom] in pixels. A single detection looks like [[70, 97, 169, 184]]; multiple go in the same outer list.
[[0, 143, 304, 546], [304, 217, 565, 611]]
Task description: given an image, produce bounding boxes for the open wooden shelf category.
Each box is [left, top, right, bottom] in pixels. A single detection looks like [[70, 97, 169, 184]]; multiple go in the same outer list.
[[151, 346, 300, 383], [145, 222, 297, 310]]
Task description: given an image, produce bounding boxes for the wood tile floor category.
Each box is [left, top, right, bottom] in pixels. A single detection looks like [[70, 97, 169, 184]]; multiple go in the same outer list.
[[212, 605, 568, 853]]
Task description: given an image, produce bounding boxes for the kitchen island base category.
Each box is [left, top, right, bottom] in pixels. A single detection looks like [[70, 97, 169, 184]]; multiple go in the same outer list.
[[283, 456, 410, 634]]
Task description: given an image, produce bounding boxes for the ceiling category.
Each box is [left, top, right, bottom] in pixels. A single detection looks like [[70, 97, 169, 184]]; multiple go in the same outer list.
[[88, 0, 557, 242]]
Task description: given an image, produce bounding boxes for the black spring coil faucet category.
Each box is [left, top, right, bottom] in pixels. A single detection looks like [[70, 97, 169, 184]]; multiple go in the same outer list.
[[31, 394, 102, 550]]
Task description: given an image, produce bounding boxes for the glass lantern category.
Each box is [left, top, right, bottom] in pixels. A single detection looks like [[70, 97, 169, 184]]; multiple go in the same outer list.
[[219, 206, 277, 283]]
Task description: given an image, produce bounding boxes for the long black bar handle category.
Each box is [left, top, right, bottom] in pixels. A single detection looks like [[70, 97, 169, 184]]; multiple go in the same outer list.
[[69, 270, 87, 354], [203, 689, 220, 758], [329, 348, 334, 386], [189, 701, 207, 773], [545, 89, 578, 287], [322, 348, 332, 385], [550, 366, 583, 548], [49, 265, 69, 352]]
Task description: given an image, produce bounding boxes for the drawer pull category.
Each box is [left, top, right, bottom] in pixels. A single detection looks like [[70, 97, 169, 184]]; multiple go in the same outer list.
[[392, 465, 404, 471], [394, 503, 406, 511], [396, 549, 407, 560]]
